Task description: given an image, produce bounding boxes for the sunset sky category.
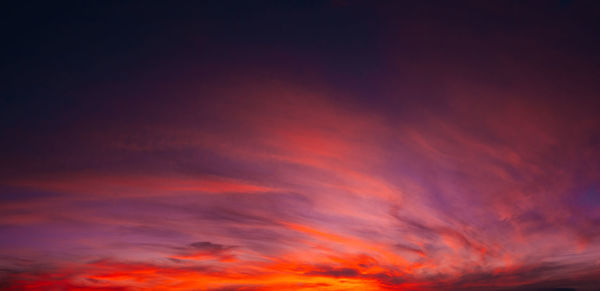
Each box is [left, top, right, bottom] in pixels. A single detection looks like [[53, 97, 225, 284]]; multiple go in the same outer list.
[[1, 1, 600, 290]]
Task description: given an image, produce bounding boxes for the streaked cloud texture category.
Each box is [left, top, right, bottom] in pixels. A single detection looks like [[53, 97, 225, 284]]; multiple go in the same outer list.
[[1, 1, 600, 290]]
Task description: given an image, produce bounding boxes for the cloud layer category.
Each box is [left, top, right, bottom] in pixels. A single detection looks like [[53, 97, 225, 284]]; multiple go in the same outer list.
[[1, 1, 600, 290]]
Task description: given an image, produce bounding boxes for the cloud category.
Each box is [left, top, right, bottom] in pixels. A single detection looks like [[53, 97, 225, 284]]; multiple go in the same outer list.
[[2, 3, 600, 289], [6, 174, 276, 197], [170, 241, 237, 262]]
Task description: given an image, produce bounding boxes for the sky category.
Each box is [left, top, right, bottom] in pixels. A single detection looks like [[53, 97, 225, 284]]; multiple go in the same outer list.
[[1, 1, 600, 290]]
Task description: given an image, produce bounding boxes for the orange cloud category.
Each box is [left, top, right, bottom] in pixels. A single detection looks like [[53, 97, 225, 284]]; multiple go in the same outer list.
[[7, 174, 275, 197]]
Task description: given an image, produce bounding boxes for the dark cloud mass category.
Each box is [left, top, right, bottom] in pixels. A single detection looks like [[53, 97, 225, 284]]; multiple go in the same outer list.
[[1, 1, 600, 290]]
